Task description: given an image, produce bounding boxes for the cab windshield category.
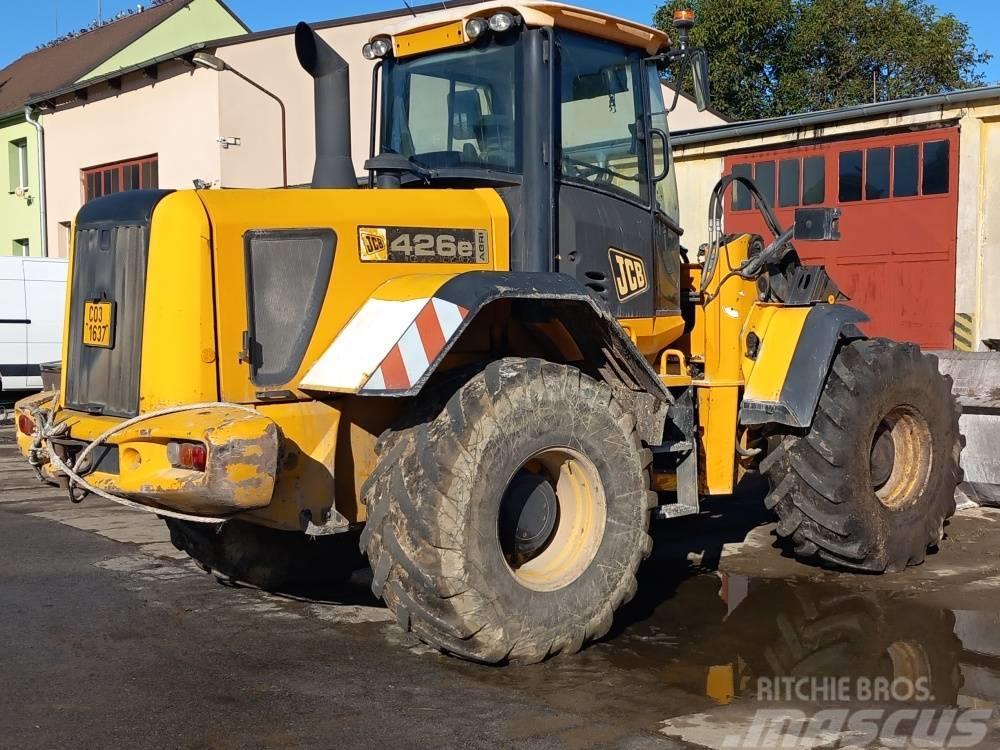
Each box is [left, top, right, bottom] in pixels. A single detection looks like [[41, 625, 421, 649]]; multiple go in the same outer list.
[[381, 39, 521, 173]]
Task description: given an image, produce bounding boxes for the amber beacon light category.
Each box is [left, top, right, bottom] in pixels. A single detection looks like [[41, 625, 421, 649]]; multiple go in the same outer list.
[[672, 9, 695, 48]]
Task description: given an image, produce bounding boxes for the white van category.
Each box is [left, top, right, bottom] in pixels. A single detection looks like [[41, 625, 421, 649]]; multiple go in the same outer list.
[[0, 257, 67, 392]]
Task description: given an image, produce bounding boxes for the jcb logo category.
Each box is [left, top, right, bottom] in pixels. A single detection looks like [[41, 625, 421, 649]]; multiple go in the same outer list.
[[358, 227, 388, 261], [608, 247, 648, 301]]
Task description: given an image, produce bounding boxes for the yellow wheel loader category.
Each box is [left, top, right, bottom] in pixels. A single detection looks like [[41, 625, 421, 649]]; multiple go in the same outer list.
[[15, 2, 962, 664]]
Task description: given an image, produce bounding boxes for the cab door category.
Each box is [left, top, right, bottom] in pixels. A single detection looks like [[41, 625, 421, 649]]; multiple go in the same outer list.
[[646, 65, 682, 318], [555, 31, 657, 320]]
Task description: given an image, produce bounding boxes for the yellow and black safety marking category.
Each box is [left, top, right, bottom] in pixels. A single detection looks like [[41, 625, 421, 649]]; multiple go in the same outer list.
[[608, 247, 648, 301], [954, 312, 974, 352], [358, 226, 489, 263]]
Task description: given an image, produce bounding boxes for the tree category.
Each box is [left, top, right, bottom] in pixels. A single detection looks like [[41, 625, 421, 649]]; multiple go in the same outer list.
[[653, 0, 991, 121]]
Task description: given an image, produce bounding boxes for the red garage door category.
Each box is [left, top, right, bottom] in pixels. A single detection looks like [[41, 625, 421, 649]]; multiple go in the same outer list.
[[723, 127, 959, 349]]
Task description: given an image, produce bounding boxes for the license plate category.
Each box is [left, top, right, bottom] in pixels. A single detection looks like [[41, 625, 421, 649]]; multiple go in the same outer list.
[[82, 300, 115, 348]]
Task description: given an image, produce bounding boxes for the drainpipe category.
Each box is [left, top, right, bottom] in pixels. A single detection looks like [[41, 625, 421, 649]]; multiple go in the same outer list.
[[24, 106, 48, 258]]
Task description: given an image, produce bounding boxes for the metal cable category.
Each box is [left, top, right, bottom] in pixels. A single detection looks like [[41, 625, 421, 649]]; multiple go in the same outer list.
[[27, 399, 261, 524]]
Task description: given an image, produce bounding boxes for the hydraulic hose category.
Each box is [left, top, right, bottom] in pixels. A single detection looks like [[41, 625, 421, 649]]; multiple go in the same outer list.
[[701, 173, 789, 297]]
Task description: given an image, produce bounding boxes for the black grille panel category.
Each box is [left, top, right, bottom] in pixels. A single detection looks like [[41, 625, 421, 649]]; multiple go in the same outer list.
[[244, 228, 336, 387], [65, 190, 172, 417]]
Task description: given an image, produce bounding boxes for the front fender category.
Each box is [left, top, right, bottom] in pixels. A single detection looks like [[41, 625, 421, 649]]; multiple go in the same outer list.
[[740, 303, 868, 429]]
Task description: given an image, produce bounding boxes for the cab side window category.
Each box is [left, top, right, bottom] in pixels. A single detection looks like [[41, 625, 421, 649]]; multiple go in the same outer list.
[[647, 66, 679, 221], [558, 32, 648, 203]]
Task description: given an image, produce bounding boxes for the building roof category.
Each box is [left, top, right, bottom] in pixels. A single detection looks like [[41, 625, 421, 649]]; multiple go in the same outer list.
[[672, 85, 1000, 147], [0, 0, 245, 120]]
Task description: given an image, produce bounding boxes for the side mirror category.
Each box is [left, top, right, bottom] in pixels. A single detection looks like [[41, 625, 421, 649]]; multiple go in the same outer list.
[[689, 49, 709, 112]]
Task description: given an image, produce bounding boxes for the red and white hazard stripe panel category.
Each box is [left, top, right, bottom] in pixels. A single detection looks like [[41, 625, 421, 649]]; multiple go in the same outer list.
[[298, 296, 467, 394], [362, 298, 468, 392]]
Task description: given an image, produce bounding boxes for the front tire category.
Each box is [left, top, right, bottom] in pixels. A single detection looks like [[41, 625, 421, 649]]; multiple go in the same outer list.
[[361, 358, 656, 664], [761, 338, 962, 572]]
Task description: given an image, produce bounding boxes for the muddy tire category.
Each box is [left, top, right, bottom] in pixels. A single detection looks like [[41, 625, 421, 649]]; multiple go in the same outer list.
[[361, 357, 655, 664], [166, 518, 364, 591], [761, 338, 962, 573]]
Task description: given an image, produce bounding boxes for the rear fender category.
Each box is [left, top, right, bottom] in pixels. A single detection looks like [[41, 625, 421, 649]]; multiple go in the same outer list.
[[300, 271, 670, 443], [740, 303, 867, 429]]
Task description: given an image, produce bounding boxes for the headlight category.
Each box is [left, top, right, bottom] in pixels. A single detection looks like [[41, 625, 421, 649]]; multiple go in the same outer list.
[[488, 12, 515, 32], [370, 37, 392, 58], [362, 43, 376, 60], [465, 17, 488, 39]]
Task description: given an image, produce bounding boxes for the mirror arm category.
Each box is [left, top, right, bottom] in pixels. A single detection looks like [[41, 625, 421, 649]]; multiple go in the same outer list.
[[645, 48, 686, 70], [667, 81, 683, 113]]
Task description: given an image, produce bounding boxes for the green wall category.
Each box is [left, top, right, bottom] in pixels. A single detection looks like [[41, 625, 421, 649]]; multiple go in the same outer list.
[[81, 0, 247, 81], [0, 117, 42, 257]]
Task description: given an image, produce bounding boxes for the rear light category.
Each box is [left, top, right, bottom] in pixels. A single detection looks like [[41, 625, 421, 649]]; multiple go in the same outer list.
[[167, 441, 208, 471], [17, 414, 35, 436]]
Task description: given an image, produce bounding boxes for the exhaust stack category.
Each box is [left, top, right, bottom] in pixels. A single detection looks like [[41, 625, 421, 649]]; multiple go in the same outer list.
[[295, 22, 356, 189]]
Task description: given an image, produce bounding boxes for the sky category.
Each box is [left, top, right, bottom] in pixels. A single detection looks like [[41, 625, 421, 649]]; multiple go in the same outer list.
[[2, 0, 999, 83]]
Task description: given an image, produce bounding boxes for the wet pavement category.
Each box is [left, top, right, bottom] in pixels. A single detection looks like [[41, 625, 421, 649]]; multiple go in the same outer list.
[[3, 418, 1000, 748]]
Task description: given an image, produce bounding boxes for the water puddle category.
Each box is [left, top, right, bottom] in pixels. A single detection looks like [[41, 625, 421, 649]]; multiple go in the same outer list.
[[459, 569, 1000, 745]]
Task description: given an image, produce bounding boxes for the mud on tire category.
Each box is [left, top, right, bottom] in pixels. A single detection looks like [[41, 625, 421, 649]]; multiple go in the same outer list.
[[761, 338, 962, 573], [167, 518, 364, 591], [361, 357, 656, 664]]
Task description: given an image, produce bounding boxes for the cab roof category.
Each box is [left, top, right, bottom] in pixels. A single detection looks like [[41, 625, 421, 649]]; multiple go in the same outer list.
[[373, 2, 670, 56]]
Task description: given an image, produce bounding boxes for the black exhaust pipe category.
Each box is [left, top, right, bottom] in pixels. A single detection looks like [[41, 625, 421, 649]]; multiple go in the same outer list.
[[295, 22, 356, 189]]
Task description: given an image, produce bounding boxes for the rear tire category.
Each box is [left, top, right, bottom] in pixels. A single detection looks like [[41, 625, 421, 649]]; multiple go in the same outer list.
[[361, 357, 656, 664], [166, 518, 364, 591], [761, 338, 962, 573]]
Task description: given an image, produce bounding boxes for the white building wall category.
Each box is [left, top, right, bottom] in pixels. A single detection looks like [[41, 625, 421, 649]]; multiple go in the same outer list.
[[215, 17, 406, 188], [673, 153, 724, 251], [43, 65, 222, 255], [973, 115, 1000, 344]]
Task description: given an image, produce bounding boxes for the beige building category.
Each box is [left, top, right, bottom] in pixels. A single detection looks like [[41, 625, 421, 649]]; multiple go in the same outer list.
[[30, 1, 723, 257]]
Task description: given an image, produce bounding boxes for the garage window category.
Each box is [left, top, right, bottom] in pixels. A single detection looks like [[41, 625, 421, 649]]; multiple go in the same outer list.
[[922, 140, 949, 195], [865, 147, 890, 200], [802, 156, 825, 205], [778, 159, 800, 207], [754, 161, 775, 208], [731, 163, 752, 211], [838, 151, 863, 202], [892, 145, 919, 198]]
